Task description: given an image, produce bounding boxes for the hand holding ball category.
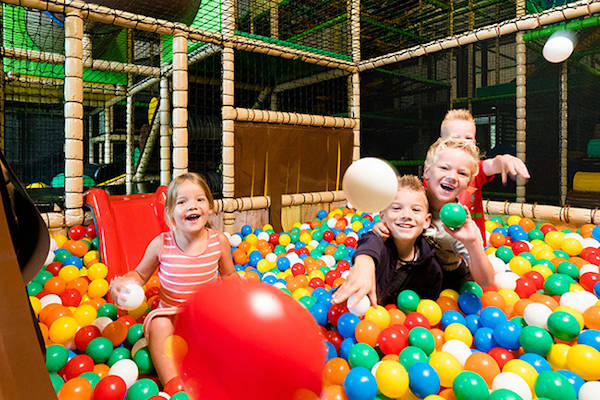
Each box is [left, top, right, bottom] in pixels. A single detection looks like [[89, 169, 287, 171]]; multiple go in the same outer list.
[[440, 203, 467, 229], [343, 158, 398, 213], [111, 280, 145, 311]]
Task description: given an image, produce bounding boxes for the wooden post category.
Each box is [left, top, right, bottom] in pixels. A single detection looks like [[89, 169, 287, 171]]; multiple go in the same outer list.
[[560, 62, 568, 204], [0, 4, 4, 152], [349, 0, 360, 161], [103, 105, 113, 164], [515, 0, 526, 202], [172, 32, 189, 178], [222, 0, 236, 233], [64, 9, 85, 226], [160, 38, 171, 186], [88, 115, 94, 164], [125, 29, 134, 194], [270, 0, 279, 39]]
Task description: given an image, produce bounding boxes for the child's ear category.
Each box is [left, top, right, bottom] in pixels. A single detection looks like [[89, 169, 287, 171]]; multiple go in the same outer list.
[[423, 212, 432, 230], [423, 166, 430, 180]]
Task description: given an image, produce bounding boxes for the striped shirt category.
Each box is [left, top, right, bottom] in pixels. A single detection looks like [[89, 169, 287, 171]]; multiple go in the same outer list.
[[157, 229, 221, 307]]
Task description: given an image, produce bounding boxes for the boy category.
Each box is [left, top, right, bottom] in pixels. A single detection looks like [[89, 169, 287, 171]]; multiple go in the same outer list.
[[333, 138, 495, 306]]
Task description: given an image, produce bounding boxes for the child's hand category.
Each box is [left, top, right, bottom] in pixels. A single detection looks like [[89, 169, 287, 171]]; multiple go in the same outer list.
[[331, 255, 377, 307], [442, 206, 481, 246], [109, 277, 142, 309], [372, 221, 391, 241]]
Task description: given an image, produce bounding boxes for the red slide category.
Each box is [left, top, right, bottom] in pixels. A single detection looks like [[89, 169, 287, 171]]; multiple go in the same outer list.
[[85, 187, 170, 280]]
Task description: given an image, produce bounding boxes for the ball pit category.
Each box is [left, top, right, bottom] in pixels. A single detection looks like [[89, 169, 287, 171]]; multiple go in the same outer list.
[[27, 210, 600, 400]]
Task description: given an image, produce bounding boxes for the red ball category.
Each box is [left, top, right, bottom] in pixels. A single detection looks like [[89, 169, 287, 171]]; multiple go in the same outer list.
[[580, 272, 600, 292], [174, 279, 324, 400], [344, 237, 358, 248], [325, 270, 341, 286], [45, 261, 63, 276], [403, 312, 431, 330], [68, 225, 86, 241], [93, 375, 127, 400], [145, 286, 161, 299], [323, 230, 335, 242], [488, 346, 514, 369], [116, 315, 137, 328], [336, 260, 351, 273], [308, 278, 325, 289], [325, 329, 344, 352], [514, 277, 537, 298], [581, 248, 600, 266], [35, 289, 52, 299], [522, 270, 545, 290], [511, 241, 529, 256], [60, 288, 83, 307], [291, 263, 306, 277], [61, 354, 94, 381], [85, 224, 97, 239], [328, 302, 349, 326], [297, 247, 310, 256], [268, 233, 279, 246], [74, 325, 101, 352], [504, 236, 512, 246], [539, 224, 557, 235], [163, 376, 185, 395], [378, 326, 408, 355]]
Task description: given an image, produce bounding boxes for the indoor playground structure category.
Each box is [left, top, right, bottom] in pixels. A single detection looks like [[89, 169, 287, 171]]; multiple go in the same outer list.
[[6, 0, 600, 399]]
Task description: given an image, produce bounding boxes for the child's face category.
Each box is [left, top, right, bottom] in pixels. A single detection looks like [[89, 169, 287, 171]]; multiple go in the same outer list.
[[171, 180, 211, 233], [442, 120, 476, 142], [424, 147, 473, 205], [381, 188, 431, 242]]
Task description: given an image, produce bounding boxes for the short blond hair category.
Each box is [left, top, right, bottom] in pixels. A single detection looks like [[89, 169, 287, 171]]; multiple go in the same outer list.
[[440, 109, 475, 136], [396, 175, 428, 208], [164, 173, 214, 228], [424, 137, 480, 182]]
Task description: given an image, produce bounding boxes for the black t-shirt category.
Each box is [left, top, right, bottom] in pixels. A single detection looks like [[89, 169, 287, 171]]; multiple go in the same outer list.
[[352, 232, 470, 306]]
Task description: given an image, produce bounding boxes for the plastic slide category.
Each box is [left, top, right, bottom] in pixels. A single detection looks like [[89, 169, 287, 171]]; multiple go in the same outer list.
[[85, 186, 169, 279]]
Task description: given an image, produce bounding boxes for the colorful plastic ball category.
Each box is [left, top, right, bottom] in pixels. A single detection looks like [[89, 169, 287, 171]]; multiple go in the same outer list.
[[474, 327, 497, 353], [309, 303, 329, 326], [58, 376, 93, 400], [348, 343, 380, 370], [440, 203, 467, 229], [93, 375, 127, 400], [492, 372, 532, 400], [444, 323, 473, 347], [49, 316, 78, 344], [519, 353, 552, 373], [107, 347, 131, 367], [62, 354, 94, 381], [547, 311, 581, 341], [378, 326, 408, 355], [416, 299, 442, 326], [464, 352, 501, 388], [364, 305, 390, 330], [339, 338, 357, 360], [579, 381, 600, 400], [108, 359, 138, 389], [399, 346, 429, 370], [343, 366, 377, 400], [86, 337, 113, 363], [503, 359, 538, 392], [488, 347, 514, 370], [347, 294, 371, 317], [480, 306, 508, 329], [519, 326, 553, 356], [132, 347, 154, 375], [489, 388, 525, 400], [458, 292, 482, 315], [408, 326, 435, 355], [453, 371, 490, 400], [556, 370, 584, 398], [496, 246, 515, 263], [577, 329, 600, 351], [404, 312, 431, 330], [126, 378, 159, 400], [397, 290, 420, 313], [493, 320, 522, 351], [374, 360, 409, 399], [533, 370, 576, 400], [441, 339, 472, 367], [337, 313, 360, 339], [46, 344, 69, 373], [408, 362, 440, 398], [440, 310, 467, 329], [566, 344, 600, 381], [427, 351, 461, 388]]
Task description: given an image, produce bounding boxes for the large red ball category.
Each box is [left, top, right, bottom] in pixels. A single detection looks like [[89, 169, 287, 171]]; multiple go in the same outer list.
[[74, 325, 101, 352], [68, 225, 86, 241], [93, 375, 127, 400], [174, 279, 325, 400], [61, 354, 94, 381], [85, 224, 97, 239]]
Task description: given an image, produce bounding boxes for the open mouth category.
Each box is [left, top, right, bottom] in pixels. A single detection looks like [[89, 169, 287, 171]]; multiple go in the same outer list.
[[186, 214, 201, 221], [396, 223, 415, 229], [440, 182, 456, 193]]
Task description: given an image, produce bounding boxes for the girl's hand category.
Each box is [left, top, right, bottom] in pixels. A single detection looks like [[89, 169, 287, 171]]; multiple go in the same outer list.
[[372, 222, 391, 241], [109, 276, 142, 308]]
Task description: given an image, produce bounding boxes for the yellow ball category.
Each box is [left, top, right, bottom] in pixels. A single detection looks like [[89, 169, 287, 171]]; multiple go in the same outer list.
[[561, 238, 583, 256], [507, 215, 522, 226], [439, 289, 459, 301], [444, 323, 473, 347], [256, 259, 271, 273], [299, 232, 312, 244], [49, 316, 78, 344], [417, 299, 442, 326], [308, 270, 325, 281], [351, 221, 363, 232], [532, 264, 554, 279], [58, 265, 81, 282], [503, 359, 538, 391], [424, 396, 446, 400], [262, 224, 274, 232], [279, 234, 291, 246], [545, 231, 565, 250], [292, 222, 302, 229], [30, 296, 41, 317], [567, 344, 600, 381], [53, 234, 68, 248], [508, 256, 531, 276], [80, 267, 88, 277], [428, 351, 462, 387], [547, 343, 570, 370], [245, 234, 258, 247], [88, 279, 109, 298], [87, 262, 108, 280], [292, 288, 311, 301], [485, 247, 496, 256], [365, 305, 391, 330], [537, 249, 557, 262], [530, 239, 547, 247], [83, 250, 99, 267], [497, 288, 520, 306], [570, 283, 585, 292], [375, 360, 409, 399], [485, 220, 500, 232]]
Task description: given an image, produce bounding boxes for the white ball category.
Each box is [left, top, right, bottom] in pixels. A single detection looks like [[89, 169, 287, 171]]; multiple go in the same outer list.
[[320, 255, 336, 267], [273, 282, 286, 289], [488, 255, 508, 274], [441, 340, 471, 367], [49, 237, 58, 252], [560, 291, 598, 314], [492, 372, 532, 400], [582, 238, 600, 248], [229, 234, 242, 247], [44, 250, 55, 267], [565, 233, 584, 244], [109, 359, 139, 388], [494, 271, 519, 290], [347, 232, 359, 240], [347, 294, 370, 317], [579, 381, 600, 400], [523, 302, 552, 330], [300, 223, 311, 231], [342, 158, 398, 213], [265, 253, 277, 263], [371, 361, 382, 377], [579, 264, 599, 276], [40, 294, 62, 308], [327, 218, 337, 229], [285, 244, 295, 251], [116, 283, 145, 311], [157, 392, 171, 399], [257, 231, 270, 241], [93, 316, 114, 332], [543, 30, 575, 63], [308, 240, 320, 248]]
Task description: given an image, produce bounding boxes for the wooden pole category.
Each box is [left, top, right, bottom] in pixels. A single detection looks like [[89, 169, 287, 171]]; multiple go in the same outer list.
[[88, 115, 93, 164], [64, 9, 84, 226], [485, 200, 600, 226], [103, 105, 112, 164], [225, 107, 356, 128], [0, 4, 4, 152], [160, 37, 171, 186], [560, 62, 568, 204], [171, 32, 188, 177], [125, 29, 134, 194], [349, 0, 360, 161], [516, 0, 527, 202], [222, 0, 236, 234], [134, 104, 160, 181]]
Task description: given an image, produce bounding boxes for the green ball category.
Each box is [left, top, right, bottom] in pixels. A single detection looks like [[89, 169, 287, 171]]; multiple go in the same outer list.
[[45, 344, 69, 372], [317, 243, 328, 253], [543, 273, 574, 296], [553, 250, 569, 260], [49, 373, 64, 393], [126, 324, 145, 346], [460, 281, 483, 297], [126, 378, 159, 400], [33, 270, 53, 286], [309, 249, 323, 259], [319, 266, 331, 275], [453, 371, 490, 400], [490, 216, 505, 225], [311, 230, 323, 241], [347, 343, 380, 370], [407, 326, 435, 355], [86, 337, 114, 363], [528, 229, 545, 241], [535, 259, 555, 272], [556, 262, 579, 280], [397, 289, 420, 313], [374, 215, 380, 223], [333, 248, 347, 261], [53, 250, 72, 263], [547, 311, 581, 341], [489, 388, 524, 400], [510, 316, 527, 329], [27, 282, 43, 296], [496, 246, 515, 263], [108, 347, 131, 366], [273, 245, 286, 255], [519, 252, 537, 265], [80, 372, 100, 389], [289, 232, 300, 243], [170, 392, 192, 400], [440, 202, 467, 229], [133, 347, 155, 375], [520, 326, 553, 356], [533, 370, 576, 400], [298, 296, 316, 309], [91, 237, 99, 250], [398, 346, 429, 370], [96, 303, 118, 319]]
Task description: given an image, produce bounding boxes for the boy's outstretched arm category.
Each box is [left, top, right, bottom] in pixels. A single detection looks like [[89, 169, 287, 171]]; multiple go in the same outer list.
[[331, 255, 378, 307], [482, 154, 530, 184]]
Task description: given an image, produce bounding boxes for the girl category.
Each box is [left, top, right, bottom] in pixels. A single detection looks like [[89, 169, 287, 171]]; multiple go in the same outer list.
[[110, 173, 237, 385]]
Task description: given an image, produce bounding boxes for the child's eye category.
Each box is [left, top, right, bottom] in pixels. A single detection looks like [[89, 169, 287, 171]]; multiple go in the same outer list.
[[440, 165, 448, 170], [459, 171, 469, 176], [176, 200, 185, 205], [197, 198, 205, 202]]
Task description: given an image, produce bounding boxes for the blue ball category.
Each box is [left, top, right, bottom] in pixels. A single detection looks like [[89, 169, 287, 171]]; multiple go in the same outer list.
[[479, 306, 507, 329], [357, 227, 368, 237], [594, 281, 600, 298], [593, 225, 600, 241], [253, 228, 263, 235], [310, 303, 329, 326], [234, 264, 244, 272], [507, 224, 524, 237], [557, 369, 585, 395], [295, 241, 306, 249], [577, 329, 600, 351], [441, 310, 467, 329], [62, 256, 83, 269], [362, 221, 373, 231], [465, 314, 480, 335], [54, 248, 69, 255], [317, 209, 328, 219], [276, 257, 290, 271], [519, 352, 552, 373], [337, 313, 360, 339], [343, 367, 378, 400], [408, 362, 441, 399], [473, 327, 497, 353], [511, 231, 529, 242], [493, 320, 522, 350], [492, 227, 508, 236], [312, 287, 328, 299], [340, 338, 357, 360], [261, 275, 277, 285], [458, 292, 482, 315], [248, 250, 263, 267], [240, 224, 252, 237], [325, 340, 337, 362]]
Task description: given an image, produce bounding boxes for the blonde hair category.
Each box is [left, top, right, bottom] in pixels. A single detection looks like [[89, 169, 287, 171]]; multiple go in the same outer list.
[[424, 137, 480, 182], [398, 175, 427, 202], [440, 109, 475, 136], [164, 173, 214, 228]]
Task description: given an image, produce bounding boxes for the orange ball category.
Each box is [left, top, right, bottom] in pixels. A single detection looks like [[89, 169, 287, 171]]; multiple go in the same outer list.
[[518, 217, 535, 232], [580, 224, 595, 238], [529, 292, 559, 310], [245, 271, 260, 281], [481, 291, 506, 311], [354, 319, 381, 347], [388, 308, 406, 327], [295, 275, 309, 287], [63, 240, 89, 258], [322, 358, 350, 387], [464, 352, 501, 387], [332, 277, 345, 287], [232, 248, 249, 265], [320, 385, 348, 400], [57, 377, 93, 400], [102, 321, 128, 347], [66, 277, 90, 296], [145, 275, 161, 290], [335, 233, 347, 245], [438, 388, 458, 400], [93, 363, 110, 379], [40, 304, 72, 327], [584, 305, 600, 330], [512, 298, 534, 318], [44, 276, 67, 295], [436, 296, 460, 314], [324, 246, 337, 256], [39, 322, 49, 345], [489, 233, 507, 248], [431, 327, 445, 351]]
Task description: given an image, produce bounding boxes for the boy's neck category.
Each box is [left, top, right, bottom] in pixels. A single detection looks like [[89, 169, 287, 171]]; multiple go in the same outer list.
[[392, 237, 418, 262]]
